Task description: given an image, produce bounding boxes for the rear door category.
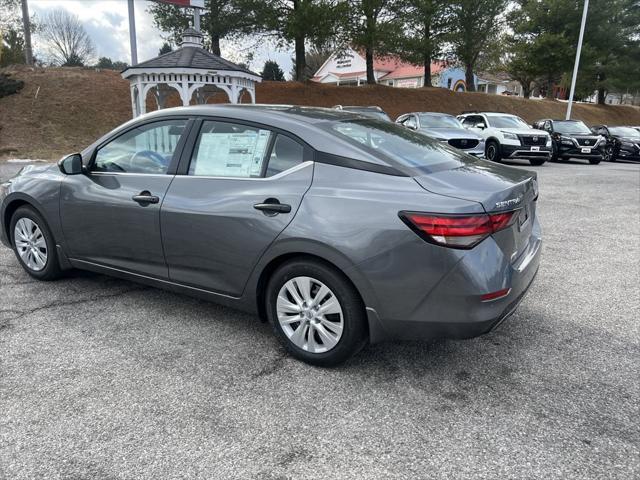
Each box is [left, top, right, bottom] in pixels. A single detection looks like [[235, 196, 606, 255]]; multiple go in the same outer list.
[[161, 119, 314, 296]]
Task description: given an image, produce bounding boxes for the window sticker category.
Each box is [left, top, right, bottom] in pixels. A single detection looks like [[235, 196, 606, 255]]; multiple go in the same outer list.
[[193, 129, 271, 177]]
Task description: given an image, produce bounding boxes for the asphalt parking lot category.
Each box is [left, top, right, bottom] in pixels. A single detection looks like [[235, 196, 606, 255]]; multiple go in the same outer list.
[[1, 159, 638, 479]]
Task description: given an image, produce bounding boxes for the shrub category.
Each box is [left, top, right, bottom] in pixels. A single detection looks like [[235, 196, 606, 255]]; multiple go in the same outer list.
[[0, 73, 24, 98]]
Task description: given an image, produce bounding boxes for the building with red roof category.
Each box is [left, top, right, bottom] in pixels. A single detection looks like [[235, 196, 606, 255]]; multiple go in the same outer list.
[[311, 47, 446, 88]]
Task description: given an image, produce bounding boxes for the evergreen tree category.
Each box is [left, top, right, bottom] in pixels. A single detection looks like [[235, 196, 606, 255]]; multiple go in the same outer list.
[[261, 59, 286, 80]]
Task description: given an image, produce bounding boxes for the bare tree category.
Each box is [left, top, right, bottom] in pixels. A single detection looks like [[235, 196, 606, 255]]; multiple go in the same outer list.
[[40, 9, 94, 66]]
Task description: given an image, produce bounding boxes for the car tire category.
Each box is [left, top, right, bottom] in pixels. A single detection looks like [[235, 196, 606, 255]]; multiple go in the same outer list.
[[485, 141, 502, 162], [604, 145, 615, 162], [10, 206, 62, 281], [265, 259, 368, 367], [529, 158, 547, 166], [589, 159, 601, 165]]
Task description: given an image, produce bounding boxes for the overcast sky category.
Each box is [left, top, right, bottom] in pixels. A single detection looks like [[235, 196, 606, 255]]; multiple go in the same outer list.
[[29, 0, 294, 76]]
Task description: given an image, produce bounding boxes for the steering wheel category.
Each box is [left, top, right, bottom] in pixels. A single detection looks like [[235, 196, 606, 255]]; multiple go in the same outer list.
[[128, 150, 168, 172]]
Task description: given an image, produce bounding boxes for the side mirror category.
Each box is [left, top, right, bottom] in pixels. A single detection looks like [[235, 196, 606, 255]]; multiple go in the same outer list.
[[474, 123, 485, 130], [58, 153, 84, 175]]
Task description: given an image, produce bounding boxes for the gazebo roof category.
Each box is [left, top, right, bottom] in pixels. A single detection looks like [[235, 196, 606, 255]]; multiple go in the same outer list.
[[122, 47, 259, 77]]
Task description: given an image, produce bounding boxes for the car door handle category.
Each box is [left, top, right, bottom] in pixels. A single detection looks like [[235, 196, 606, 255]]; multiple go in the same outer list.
[[253, 200, 291, 214], [132, 191, 160, 204]]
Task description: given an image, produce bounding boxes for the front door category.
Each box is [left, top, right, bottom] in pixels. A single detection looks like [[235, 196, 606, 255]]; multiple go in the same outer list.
[[60, 119, 189, 278], [161, 119, 313, 296]]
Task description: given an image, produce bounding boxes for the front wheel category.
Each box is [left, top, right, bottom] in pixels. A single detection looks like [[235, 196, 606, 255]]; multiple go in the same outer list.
[[485, 141, 502, 162], [604, 145, 615, 162], [529, 158, 547, 166], [10, 206, 62, 280], [266, 259, 367, 366], [589, 158, 601, 165]]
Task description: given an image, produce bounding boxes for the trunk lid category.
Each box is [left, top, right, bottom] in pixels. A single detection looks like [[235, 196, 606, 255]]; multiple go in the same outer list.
[[413, 160, 538, 261]]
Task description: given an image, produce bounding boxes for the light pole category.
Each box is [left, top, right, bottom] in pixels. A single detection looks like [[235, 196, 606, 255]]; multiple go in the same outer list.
[[128, 0, 138, 66], [566, 0, 589, 119], [21, 0, 33, 65]]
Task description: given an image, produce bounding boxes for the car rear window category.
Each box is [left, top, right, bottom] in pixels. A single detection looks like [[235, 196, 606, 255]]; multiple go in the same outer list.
[[324, 119, 464, 173]]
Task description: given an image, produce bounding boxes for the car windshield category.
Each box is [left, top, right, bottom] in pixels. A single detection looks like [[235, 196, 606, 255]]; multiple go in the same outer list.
[[487, 115, 530, 129], [609, 127, 640, 138], [554, 121, 592, 135], [325, 119, 464, 173], [418, 114, 463, 129]]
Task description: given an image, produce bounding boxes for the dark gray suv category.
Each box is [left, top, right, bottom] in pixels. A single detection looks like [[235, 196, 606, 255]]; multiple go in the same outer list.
[[0, 105, 541, 366]]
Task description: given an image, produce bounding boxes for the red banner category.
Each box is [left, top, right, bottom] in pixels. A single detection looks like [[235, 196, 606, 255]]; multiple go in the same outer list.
[[154, 0, 205, 8]]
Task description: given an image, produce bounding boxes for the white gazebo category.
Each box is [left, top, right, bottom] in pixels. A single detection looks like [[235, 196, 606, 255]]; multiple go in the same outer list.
[[121, 28, 261, 117]]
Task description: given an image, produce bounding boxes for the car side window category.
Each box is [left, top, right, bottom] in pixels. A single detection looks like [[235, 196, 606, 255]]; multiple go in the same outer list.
[[463, 115, 485, 128], [543, 121, 552, 131], [93, 120, 187, 174], [404, 116, 418, 130], [189, 121, 272, 177], [461, 116, 474, 127], [265, 135, 304, 177]]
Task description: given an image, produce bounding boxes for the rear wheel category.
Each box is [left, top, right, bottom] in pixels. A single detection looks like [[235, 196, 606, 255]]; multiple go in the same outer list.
[[529, 158, 547, 166], [485, 141, 502, 162], [10, 206, 62, 280], [266, 259, 367, 366]]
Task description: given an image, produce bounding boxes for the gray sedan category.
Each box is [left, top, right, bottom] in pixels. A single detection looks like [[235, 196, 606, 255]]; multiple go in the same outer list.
[[396, 112, 486, 156], [0, 105, 541, 366]]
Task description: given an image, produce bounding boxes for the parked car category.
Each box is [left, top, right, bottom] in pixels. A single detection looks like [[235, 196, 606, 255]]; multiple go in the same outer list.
[[532, 119, 604, 164], [395, 112, 485, 157], [591, 125, 640, 162], [332, 105, 392, 122], [0, 105, 541, 366], [458, 112, 551, 166]]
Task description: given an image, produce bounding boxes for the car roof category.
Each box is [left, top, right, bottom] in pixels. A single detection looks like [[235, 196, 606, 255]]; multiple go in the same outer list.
[[335, 105, 385, 111], [410, 112, 455, 117], [141, 104, 365, 124]]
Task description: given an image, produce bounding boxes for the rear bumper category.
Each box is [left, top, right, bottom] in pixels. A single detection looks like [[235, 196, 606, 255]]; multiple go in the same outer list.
[[363, 219, 542, 343]]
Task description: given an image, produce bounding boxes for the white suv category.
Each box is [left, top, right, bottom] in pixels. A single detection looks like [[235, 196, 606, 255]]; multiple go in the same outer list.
[[457, 112, 551, 166]]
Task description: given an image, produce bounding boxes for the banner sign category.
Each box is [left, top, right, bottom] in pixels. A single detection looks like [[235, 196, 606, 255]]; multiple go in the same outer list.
[[155, 0, 205, 8]]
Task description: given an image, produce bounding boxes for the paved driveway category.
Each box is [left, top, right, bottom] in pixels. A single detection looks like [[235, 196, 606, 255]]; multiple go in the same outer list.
[[1, 159, 638, 479]]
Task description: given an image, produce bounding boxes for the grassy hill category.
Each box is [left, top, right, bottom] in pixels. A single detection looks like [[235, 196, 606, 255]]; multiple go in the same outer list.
[[1, 66, 639, 160]]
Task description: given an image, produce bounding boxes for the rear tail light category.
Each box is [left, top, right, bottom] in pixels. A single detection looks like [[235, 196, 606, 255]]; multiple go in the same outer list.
[[399, 210, 518, 249]]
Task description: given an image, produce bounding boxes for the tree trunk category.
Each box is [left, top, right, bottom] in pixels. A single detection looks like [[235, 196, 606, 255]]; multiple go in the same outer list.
[[597, 87, 606, 104], [294, 36, 306, 81], [211, 34, 221, 57], [21, 0, 33, 65], [522, 81, 531, 98], [366, 47, 375, 84], [546, 76, 554, 99], [465, 63, 475, 92], [423, 51, 432, 87]]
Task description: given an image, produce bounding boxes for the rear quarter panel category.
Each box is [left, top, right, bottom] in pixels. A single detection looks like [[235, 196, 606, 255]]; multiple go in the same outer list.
[[246, 163, 484, 319]]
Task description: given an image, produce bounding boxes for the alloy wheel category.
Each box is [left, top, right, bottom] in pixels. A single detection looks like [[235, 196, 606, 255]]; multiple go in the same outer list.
[[276, 276, 344, 354], [14, 217, 48, 271], [487, 144, 497, 161], [604, 146, 614, 162]]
